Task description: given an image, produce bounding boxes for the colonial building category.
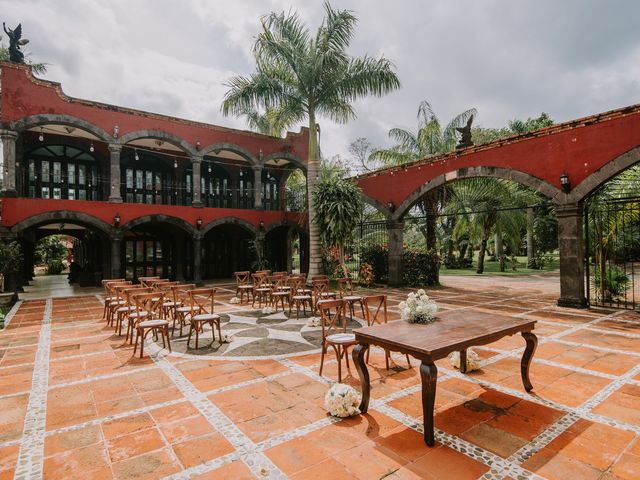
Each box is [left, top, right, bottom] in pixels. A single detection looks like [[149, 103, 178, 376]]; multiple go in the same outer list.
[[0, 62, 309, 287]]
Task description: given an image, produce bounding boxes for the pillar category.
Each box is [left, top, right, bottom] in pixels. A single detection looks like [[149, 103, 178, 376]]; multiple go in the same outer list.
[[557, 204, 587, 308], [526, 207, 535, 268], [387, 220, 405, 287], [253, 166, 263, 209], [193, 235, 202, 285], [110, 234, 122, 278], [108, 144, 123, 203], [192, 155, 203, 207], [0, 129, 18, 196]]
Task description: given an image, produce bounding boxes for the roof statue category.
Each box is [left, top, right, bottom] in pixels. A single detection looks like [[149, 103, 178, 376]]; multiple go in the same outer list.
[[456, 114, 474, 149], [3, 22, 29, 63]]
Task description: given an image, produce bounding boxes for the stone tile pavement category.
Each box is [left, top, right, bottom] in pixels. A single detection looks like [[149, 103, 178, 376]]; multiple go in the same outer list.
[[0, 279, 638, 479]]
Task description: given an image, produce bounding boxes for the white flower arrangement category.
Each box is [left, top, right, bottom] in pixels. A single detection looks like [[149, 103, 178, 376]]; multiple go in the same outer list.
[[306, 316, 321, 327], [229, 297, 240, 304], [262, 306, 276, 315], [399, 289, 438, 324], [448, 349, 481, 372], [221, 333, 233, 343], [324, 383, 361, 418]]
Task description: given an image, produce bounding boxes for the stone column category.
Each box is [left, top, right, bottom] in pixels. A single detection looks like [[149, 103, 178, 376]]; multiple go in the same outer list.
[[557, 204, 587, 308], [110, 234, 122, 279], [108, 144, 123, 203], [387, 220, 405, 286], [526, 207, 535, 267], [192, 155, 203, 208], [253, 166, 263, 209], [0, 129, 18, 196], [193, 235, 202, 285]]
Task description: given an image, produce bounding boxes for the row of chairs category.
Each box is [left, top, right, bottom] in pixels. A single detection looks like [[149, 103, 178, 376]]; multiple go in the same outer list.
[[102, 277, 221, 357], [317, 294, 411, 383]]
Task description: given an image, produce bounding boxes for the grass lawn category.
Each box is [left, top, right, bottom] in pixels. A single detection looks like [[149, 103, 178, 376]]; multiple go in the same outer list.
[[441, 254, 559, 276]]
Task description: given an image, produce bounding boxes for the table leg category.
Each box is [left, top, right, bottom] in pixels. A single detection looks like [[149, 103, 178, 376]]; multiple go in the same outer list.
[[353, 343, 370, 413], [459, 349, 467, 374], [420, 361, 438, 446], [521, 331, 538, 392]]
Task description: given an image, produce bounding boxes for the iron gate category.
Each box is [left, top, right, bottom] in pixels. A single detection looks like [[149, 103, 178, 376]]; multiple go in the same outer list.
[[585, 196, 640, 309]]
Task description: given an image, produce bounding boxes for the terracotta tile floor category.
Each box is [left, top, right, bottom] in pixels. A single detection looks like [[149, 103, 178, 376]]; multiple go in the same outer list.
[[1, 279, 639, 479]]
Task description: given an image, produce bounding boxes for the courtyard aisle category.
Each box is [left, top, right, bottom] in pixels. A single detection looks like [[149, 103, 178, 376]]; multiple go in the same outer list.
[[0, 278, 638, 479]]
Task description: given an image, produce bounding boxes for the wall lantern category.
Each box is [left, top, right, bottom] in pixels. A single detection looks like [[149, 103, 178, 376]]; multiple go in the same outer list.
[[195, 140, 201, 151], [259, 220, 265, 231], [196, 217, 203, 229], [387, 201, 395, 212], [560, 173, 570, 193], [114, 213, 121, 227], [113, 125, 119, 139]]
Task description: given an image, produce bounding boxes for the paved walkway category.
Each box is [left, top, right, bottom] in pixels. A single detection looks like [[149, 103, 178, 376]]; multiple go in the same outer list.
[[0, 277, 638, 479]]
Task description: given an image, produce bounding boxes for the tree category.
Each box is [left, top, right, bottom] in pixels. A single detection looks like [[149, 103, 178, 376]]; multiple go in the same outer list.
[[313, 177, 363, 277], [222, 2, 400, 278], [370, 100, 476, 248], [237, 105, 293, 138], [35, 235, 67, 274], [349, 137, 375, 173]]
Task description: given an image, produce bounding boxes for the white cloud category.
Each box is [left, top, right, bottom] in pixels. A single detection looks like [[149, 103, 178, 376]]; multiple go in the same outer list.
[[2, 0, 639, 163]]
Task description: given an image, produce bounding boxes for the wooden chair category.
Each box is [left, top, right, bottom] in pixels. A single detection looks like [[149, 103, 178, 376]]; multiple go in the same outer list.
[[337, 277, 365, 320], [234, 271, 253, 303], [131, 292, 171, 358], [252, 273, 271, 308], [363, 295, 411, 369], [103, 280, 130, 321], [312, 279, 337, 311], [115, 286, 152, 336], [172, 284, 197, 336], [107, 282, 139, 327], [138, 276, 161, 287], [317, 299, 357, 383], [270, 275, 290, 312], [158, 283, 189, 321], [185, 288, 221, 349], [289, 276, 313, 318]]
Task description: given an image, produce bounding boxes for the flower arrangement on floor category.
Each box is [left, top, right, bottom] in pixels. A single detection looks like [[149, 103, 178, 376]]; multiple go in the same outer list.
[[399, 289, 438, 324], [324, 383, 361, 418], [229, 297, 240, 304], [448, 349, 481, 372], [221, 333, 233, 343], [262, 306, 276, 315], [306, 316, 321, 327], [358, 262, 374, 287]]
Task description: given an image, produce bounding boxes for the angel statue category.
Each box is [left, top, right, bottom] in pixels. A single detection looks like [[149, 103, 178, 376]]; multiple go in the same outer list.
[[455, 114, 474, 149], [3, 22, 29, 63]]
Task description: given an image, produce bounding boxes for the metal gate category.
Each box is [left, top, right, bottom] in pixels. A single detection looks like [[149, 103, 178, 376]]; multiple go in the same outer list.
[[344, 220, 388, 278], [585, 196, 640, 309]]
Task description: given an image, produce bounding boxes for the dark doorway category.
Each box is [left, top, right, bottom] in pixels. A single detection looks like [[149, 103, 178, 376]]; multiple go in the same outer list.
[[203, 224, 253, 278]]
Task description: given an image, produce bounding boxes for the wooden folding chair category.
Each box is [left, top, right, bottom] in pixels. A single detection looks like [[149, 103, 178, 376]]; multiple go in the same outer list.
[[102, 280, 130, 321], [131, 292, 171, 358], [288, 276, 313, 318], [172, 284, 198, 336], [252, 273, 271, 308], [337, 277, 365, 320], [270, 275, 290, 312], [317, 299, 357, 383], [115, 286, 152, 336], [234, 271, 253, 304], [363, 294, 411, 369], [312, 279, 337, 311]]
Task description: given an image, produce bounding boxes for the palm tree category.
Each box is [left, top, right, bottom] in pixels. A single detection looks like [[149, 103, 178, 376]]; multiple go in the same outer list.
[[370, 100, 476, 248], [222, 2, 400, 278], [446, 178, 527, 273], [237, 106, 293, 138]]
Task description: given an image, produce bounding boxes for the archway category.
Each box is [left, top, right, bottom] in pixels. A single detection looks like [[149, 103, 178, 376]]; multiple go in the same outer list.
[[265, 221, 308, 274], [202, 222, 255, 279]]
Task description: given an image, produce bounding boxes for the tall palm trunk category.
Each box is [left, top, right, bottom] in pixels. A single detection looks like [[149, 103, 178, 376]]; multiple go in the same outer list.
[[477, 236, 488, 274], [307, 111, 323, 279]]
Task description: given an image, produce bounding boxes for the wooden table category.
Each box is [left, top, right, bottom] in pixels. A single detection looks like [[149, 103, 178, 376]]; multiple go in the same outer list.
[[352, 309, 537, 446]]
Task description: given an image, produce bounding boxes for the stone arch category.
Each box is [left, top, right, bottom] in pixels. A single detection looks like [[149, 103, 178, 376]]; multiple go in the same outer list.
[[361, 194, 394, 219], [119, 129, 195, 156], [121, 214, 194, 235], [9, 114, 113, 143], [264, 219, 307, 235], [567, 146, 640, 203], [262, 151, 307, 172], [10, 210, 114, 237], [199, 143, 258, 166], [392, 166, 563, 221], [201, 217, 257, 236]]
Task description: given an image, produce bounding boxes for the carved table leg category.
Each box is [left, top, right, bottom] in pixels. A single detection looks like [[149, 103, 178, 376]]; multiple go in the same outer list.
[[459, 349, 467, 374], [420, 361, 438, 446], [353, 343, 370, 413], [521, 331, 538, 392]]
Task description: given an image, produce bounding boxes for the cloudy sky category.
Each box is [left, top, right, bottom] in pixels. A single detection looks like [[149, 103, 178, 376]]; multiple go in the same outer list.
[[3, 0, 640, 163]]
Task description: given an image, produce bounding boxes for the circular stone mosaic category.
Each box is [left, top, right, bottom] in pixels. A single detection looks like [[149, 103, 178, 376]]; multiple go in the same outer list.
[[156, 309, 364, 357]]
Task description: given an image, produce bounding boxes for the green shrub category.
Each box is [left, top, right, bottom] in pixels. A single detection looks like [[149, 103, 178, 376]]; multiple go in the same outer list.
[[46, 260, 65, 275], [594, 266, 629, 301], [360, 245, 388, 283], [403, 250, 440, 287]]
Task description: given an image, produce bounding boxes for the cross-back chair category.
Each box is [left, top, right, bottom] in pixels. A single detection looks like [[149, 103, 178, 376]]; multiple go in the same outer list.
[[312, 279, 337, 311], [337, 277, 365, 320], [184, 288, 221, 349], [234, 271, 253, 304], [289, 276, 313, 318], [252, 273, 271, 308], [131, 292, 171, 358], [363, 295, 411, 369], [317, 299, 357, 383], [172, 284, 197, 335]]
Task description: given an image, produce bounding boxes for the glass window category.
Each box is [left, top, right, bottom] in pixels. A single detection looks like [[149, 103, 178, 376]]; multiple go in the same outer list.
[[41, 161, 50, 182], [135, 170, 143, 189], [136, 241, 144, 262], [78, 189, 86, 200], [78, 165, 86, 185], [145, 171, 153, 189], [53, 187, 61, 199], [53, 162, 62, 183], [145, 194, 152, 204], [146, 242, 154, 262], [126, 242, 134, 263], [67, 164, 75, 184], [28, 160, 35, 181], [42, 186, 50, 199], [154, 173, 162, 190], [186, 174, 191, 193], [126, 169, 133, 189], [68, 189, 75, 200]]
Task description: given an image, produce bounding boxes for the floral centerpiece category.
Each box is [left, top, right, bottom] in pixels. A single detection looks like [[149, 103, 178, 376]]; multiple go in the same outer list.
[[229, 297, 240, 304], [324, 383, 361, 418], [399, 289, 438, 324]]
